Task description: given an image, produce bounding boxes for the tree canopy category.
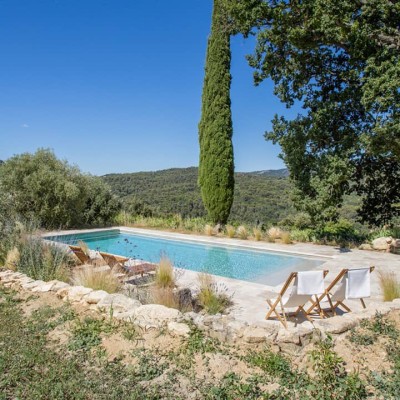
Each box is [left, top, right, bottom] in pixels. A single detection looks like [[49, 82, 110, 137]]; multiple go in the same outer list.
[[0, 149, 121, 229], [199, 0, 235, 225], [224, 0, 400, 226]]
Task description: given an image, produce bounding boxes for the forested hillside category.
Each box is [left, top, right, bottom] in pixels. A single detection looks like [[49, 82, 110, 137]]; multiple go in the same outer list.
[[102, 167, 294, 224]]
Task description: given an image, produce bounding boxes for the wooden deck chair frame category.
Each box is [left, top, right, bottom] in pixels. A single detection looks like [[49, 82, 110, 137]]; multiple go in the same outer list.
[[266, 270, 329, 328], [99, 252, 129, 269], [306, 266, 375, 316], [69, 245, 91, 265]]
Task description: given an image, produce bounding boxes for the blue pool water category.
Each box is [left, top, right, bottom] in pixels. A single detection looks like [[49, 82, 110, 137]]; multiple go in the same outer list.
[[48, 230, 324, 284]]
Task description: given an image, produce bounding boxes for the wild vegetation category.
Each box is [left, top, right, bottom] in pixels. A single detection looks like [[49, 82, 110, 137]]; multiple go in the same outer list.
[[1, 286, 400, 399], [224, 0, 400, 227], [0, 149, 120, 229]]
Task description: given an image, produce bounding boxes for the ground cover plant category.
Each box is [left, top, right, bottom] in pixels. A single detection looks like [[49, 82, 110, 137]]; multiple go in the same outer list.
[[2, 285, 400, 399]]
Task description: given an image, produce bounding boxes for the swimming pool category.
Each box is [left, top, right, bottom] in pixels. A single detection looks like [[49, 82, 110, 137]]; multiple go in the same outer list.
[[48, 229, 325, 284]]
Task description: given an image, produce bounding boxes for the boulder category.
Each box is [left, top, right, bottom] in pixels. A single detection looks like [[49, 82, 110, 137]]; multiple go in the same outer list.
[[372, 237, 392, 251], [242, 326, 267, 344], [83, 290, 109, 305], [49, 281, 70, 292], [131, 304, 183, 328], [57, 286, 93, 302], [359, 243, 373, 251], [31, 281, 58, 292], [97, 293, 141, 313], [167, 321, 191, 337], [22, 280, 46, 290]]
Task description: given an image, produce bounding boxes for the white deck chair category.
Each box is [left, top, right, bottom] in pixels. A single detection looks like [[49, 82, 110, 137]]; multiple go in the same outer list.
[[306, 267, 375, 315], [266, 270, 328, 328]]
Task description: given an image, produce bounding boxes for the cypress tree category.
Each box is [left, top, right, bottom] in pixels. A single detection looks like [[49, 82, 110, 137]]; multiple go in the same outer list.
[[198, 0, 234, 225]]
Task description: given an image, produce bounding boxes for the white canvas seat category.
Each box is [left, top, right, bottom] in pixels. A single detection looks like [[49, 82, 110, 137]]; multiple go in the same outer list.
[[306, 267, 375, 315], [266, 270, 328, 328]]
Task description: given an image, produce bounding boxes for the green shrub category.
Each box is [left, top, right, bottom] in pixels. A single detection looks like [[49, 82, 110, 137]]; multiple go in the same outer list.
[[197, 273, 232, 315], [17, 237, 73, 281], [0, 149, 120, 229]]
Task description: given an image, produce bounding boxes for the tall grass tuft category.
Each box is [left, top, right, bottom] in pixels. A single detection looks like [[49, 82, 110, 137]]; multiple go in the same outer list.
[[236, 225, 248, 240], [5, 247, 20, 271], [204, 224, 214, 236], [72, 267, 121, 293], [281, 231, 292, 244], [267, 226, 283, 241], [154, 256, 175, 288], [17, 238, 73, 281], [379, 271, 400, 301], [77, 240, 90, 256], [197, 273, 232, 315], [253, 227, 263, 241], [225, 225, 236, 238]]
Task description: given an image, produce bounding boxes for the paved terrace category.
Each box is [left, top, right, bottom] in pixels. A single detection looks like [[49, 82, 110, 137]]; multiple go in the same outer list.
[[44, 226, 400, 328]]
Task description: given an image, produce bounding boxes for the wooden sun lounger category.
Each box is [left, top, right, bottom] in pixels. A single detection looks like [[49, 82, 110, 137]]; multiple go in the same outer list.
[[69, 245, 91, 265], [306, 266, 375, 316], [266, 270, 329, 328], [99, 252, 129, 269]]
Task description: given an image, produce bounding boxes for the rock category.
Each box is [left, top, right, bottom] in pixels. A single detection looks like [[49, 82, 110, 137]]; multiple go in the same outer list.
[[21, 280, 46, 290], [49, 281, 70, 292], [167, 321, 191, 337], [372, 237, 393, 251], [314, 315, 357, 334], [58, 286, 93, 302], [392, 239, 400, 248], [177, 288, 193, 311], [83, 290, 109, 305], [359, 243, 373, 251], [242, 327, 267, 343], [31, 281, 57, 292], [97, 294, 141, 314], [132, 304, 183, 328]]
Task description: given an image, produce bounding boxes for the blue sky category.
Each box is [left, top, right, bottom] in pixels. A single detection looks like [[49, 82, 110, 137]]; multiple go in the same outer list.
[[0, 0, 292, 175]]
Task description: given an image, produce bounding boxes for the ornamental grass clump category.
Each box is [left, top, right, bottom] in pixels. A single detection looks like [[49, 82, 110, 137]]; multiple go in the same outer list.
[[197, 273, 232, 315], [281, 231, 292, 244], [236, 225, 248, 240], [154, 256, 175, 289], [225, 225, 236, 238], [204, 224, 215, 236], [253, 228, 263, 241], [379, 271, 400, 301], [72, 267, 121, 293], [267, 226, 283, 241]]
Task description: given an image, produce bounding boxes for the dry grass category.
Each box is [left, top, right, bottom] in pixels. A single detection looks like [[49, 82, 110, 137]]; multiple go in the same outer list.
[[379, 271, 400, 301], [252, 228, 263, 241], [225, 225, 236, 238], [77, 240, 90, 256], [72, 266, 121, 293], [204, 224, 214, 236], [267, 226, 283, 241], [155, 257, 175, 288], [281, 231, 292, 244], [5, 247, 20, 271], [150, 286, 179, 309], [236, 225, 248, 240]]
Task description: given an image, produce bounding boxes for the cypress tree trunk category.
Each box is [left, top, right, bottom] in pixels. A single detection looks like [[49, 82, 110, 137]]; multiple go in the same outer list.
[[198, 0, 234, 225]]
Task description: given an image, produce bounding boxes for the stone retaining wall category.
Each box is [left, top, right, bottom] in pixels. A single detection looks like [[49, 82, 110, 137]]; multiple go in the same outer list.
[[2, 269, 400, 354]]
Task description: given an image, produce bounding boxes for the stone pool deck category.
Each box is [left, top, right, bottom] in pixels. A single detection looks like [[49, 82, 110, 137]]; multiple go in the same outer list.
[[44, 226, 400, 331]]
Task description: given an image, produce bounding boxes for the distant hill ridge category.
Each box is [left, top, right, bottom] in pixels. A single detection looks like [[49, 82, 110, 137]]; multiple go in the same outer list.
[[102, 167, 293, 224]]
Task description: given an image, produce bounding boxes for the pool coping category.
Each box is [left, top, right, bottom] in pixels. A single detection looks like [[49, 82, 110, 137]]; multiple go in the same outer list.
[[43, 226, 335, 261]]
